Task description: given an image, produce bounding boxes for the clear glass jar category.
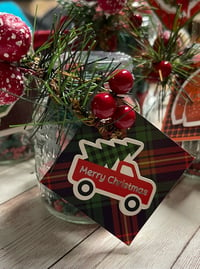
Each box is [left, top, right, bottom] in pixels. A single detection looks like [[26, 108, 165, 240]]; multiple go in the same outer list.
[[34, 51, 137, 224], [0, 100, 34, 165], [192, 14, 200, 43], [34, 118, 95, 224], [182, 140, 200, 179], [142, 83, 170, 130], [0, 131, 33, 164]]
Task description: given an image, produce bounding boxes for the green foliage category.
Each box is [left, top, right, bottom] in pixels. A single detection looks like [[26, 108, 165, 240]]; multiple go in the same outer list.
[[21, 10, 118, 130]]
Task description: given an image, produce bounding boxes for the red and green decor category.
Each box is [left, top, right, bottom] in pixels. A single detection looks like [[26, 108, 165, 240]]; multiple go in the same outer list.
[[0, 1, 198, 246], [41, 112, 193, 245], [162, 69, 200, 141], [148, 0, 200, 29]]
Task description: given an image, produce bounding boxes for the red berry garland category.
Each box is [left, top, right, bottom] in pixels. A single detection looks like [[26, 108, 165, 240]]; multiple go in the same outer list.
[[91, 92, 117, 119], [91, 68, 137, 131], [108, 69, 134, 94], [0, 13, 31, 62], [0, 62, 24, 105], [98, 0, 127, 14], [113, 105, 136, 129]]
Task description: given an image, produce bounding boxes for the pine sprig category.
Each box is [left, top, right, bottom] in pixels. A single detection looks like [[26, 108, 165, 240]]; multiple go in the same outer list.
[[20, 10, 122, 133], [122, 4, 199, 92]]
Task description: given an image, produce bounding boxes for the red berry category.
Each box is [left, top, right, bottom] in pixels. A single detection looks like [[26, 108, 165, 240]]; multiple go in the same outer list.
[[91, 92, 116, 119], [0, 13, 32, 62], [0, 62, 24, 105], [130, 14, 143, 28], [109, 69, 134, 94], [148, 61, 172, 82], [112, 105, 136, 129], [155, 61, 172, 78], [98, 0, 127, 14]]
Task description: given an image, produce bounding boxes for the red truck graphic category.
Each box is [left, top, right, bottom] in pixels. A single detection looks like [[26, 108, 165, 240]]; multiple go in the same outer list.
[[68, 157, 156, 216]]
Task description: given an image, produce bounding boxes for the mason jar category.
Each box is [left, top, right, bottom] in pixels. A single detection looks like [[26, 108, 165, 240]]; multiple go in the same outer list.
[[0, 99, 34, 165], [182, 140, 200, 179], [34, 112, 93, 224], [34, 51, 138, 224]]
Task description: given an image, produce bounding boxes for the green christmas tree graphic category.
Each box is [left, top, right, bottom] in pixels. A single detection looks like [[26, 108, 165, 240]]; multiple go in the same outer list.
[[81, 138, 143, 168]]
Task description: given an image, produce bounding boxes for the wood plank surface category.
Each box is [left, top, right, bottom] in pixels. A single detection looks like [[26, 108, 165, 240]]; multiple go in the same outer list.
[[50, 175, 200, 269], [0, 167, 199, 269], [172, 226, 200, 269], [0, 187, 98, 269], [0, 158, 36, 204]]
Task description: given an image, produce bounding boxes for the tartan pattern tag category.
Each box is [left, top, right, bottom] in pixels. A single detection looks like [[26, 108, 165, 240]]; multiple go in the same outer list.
[[41, 112, 193, 245], [162, 93, 200, 141], [162, 69, 200, 142]]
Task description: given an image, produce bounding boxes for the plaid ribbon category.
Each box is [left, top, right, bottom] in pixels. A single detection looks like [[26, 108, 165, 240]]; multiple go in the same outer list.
[[41, 112, 193, 245]]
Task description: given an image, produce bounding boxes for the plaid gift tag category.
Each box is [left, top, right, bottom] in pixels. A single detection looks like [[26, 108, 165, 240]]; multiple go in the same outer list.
[[162, 69, 200, 142], [41, 112, 193, 245]]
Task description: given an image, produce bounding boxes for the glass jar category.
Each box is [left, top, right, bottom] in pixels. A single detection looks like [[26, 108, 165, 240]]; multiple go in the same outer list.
[[142, 83, 170, 130], [0, 131, 33, 164], [192, 14, 200, 43], [0, 99, 34, 165], [34, 116, 94, 224], [34, 51, 137, 224], [182, 140, 200, 179]]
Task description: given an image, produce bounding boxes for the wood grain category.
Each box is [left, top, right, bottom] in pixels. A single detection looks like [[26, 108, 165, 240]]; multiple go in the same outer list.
[[0, 187, 98, 269], [172, 225, 200, 269], [50, 175, 200, 269], [0, 169, 199, 268], [0, 158, 36, 204]]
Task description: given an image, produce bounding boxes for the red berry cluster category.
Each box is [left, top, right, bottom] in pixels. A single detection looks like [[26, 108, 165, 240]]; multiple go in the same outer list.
[[0, 13, 32, 105], [91, 69, 136, 130], [147, 31, 175, 82]]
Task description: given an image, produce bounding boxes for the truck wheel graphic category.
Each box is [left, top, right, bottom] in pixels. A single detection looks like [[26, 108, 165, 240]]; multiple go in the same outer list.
[[119, 195, 142, 216], [73, 178, 95, 200]]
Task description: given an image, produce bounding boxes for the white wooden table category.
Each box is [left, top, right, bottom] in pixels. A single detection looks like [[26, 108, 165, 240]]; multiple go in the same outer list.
[[0, 159, 200, 269]]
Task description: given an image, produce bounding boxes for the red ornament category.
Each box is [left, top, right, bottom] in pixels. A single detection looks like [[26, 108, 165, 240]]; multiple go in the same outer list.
[[98, 0, 127, 14], [0, 13, 32, 62], [91, 92, 116, 119], [109, 69, 134, 94], [112, 105, 136, 129], [148, 61, 172, 82], [0, 62, 24, 105], [130, 14, 143, 28]]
